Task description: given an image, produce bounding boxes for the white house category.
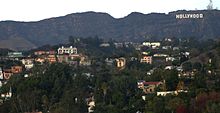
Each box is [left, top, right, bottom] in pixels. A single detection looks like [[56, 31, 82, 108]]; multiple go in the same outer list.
[[0, 67, 3, 80], [142, 42, 161, 48], [21, 59, 34, 70], [58, 46, 77, 55], [165, 57, 176, 62]]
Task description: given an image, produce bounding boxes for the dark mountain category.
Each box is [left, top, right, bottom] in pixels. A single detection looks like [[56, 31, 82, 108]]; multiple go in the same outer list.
[[0, 10, 220, 50]]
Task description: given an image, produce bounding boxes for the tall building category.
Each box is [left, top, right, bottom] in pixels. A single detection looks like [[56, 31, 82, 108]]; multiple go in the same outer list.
[[58, 46, 77, 55]]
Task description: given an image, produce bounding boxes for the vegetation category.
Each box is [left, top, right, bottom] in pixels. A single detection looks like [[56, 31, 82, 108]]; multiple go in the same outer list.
[[1, 37, 220, 113]]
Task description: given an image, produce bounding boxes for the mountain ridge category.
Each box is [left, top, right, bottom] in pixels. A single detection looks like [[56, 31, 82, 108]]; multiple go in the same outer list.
[[0, 10, 220, 50]]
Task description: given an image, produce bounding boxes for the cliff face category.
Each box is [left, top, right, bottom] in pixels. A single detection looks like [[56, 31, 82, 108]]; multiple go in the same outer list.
[[0, 10, 220, 50]]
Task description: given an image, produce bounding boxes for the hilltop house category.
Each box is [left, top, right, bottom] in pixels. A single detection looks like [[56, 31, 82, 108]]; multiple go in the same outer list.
[[21, 58, 34, 70], [11, 66, 22, 74], [0, 67, 3, 80], [140, 56, 152, 64], [142, 42, 161, 49], [34, 50, 56, 56], [3, 69, 13, 80], [115, 57, 126, 68], [58, 46, 77, 55], [138, 81, 163, 93]]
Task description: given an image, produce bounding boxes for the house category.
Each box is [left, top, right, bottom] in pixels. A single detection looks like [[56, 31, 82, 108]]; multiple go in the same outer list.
[[34, 50, 56, 55], [21, 59, 34, 70], [142, 42, 160, 49], [11, 66, 22, 74], [8, 52, 23, 58], [24, 111, 42, 113], [35, 58, 45, 64], [142, 52, 150, 55], [79, 55, 91, 66], [46, 50, 56, 55], [0, 67, 3, 80], [100, 43, 110, 47], [57, 54, 70, 63], [165, 57, 176, 62], [1, 87, 12, 99], [157, 91, 178, 96], [173, 47, 179, 51], [140, 56, 152, 64], [164, 38, 172, 42], [178, 71, 195, 78], [3, 69, 13, 80], [176, 66, 183, 72], [165, 66, 174, 70], [138, 81, 163, 93], [153, 54, 169, 57], [0, 81, 2, 87], [46, 55, 56, 63], [114, 43, 123, 48], [162, 46, 172, 50], [58, 46, 77, 55], [157, 90, 187, 96], [105, 58, 115, 66], [115, 57, 126, 68], [34, 51, 46, 55], [87, 96, 95, 113]]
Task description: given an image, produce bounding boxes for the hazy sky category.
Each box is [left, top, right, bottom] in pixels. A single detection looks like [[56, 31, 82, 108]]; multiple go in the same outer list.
[[0, 0, 219, 21]]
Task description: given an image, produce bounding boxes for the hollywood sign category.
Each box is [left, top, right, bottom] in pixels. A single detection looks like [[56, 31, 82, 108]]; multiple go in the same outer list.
[[176, 13, 204, 19]]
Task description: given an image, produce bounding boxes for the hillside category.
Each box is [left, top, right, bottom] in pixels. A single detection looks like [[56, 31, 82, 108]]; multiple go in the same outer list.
[[0, 10, 220, 50]]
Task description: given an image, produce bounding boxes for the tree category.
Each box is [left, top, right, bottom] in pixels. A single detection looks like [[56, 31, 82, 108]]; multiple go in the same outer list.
[[166, 97, 185, 113], [193, 62, 202, 71], [182, 62, 192, 71]]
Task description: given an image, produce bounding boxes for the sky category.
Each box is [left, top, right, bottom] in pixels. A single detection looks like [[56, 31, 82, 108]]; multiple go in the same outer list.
[[0, 0, 219, 21]]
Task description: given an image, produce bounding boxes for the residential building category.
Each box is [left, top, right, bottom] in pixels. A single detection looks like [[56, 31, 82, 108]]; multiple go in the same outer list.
[[1, 87, 12, 99], [138, 81, 163, 93], [153, 54, 169, 57], [35, 58, 45, 64], [142, 52, 150, 55], [34, 50, 56, 56], [46, 55, 57, 63], [142, 42, 161, 49], [11, 66, 22, 74], [114, 43, 123, 48], [24, 111, 42, 113], [87, 96, 95, 113], [165, 57, 176, 62], [157, 90, 187, 96], [21, 59, 34, 70], [0, 67, 3, 80], [80, 59, 91, 66], [0, 81, 2, 87], [105, 58, 114, 66], [115, 57, 126, 68], [58, 46, 77, 55], [100, 43, 110, 47], [165, 66, 174, 70], [34, 51, 46, 55], [173, 47, 179, 50], [162, 46, 172, 50], [140, 56, 152, 64], [57, 54, 70, 63], [3, 69, 13, 80], [8, 52, 23, 58]]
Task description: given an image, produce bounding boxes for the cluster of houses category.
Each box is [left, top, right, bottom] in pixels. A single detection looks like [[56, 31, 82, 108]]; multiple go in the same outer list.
[[0, 46, 93, 102]]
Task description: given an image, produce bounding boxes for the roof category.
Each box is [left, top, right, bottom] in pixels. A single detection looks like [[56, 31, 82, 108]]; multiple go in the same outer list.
[[143, 82, 161, 85]]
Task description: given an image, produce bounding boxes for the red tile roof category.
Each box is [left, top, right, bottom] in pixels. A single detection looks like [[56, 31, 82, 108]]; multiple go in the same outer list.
[[143, 82, 161, 85]]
